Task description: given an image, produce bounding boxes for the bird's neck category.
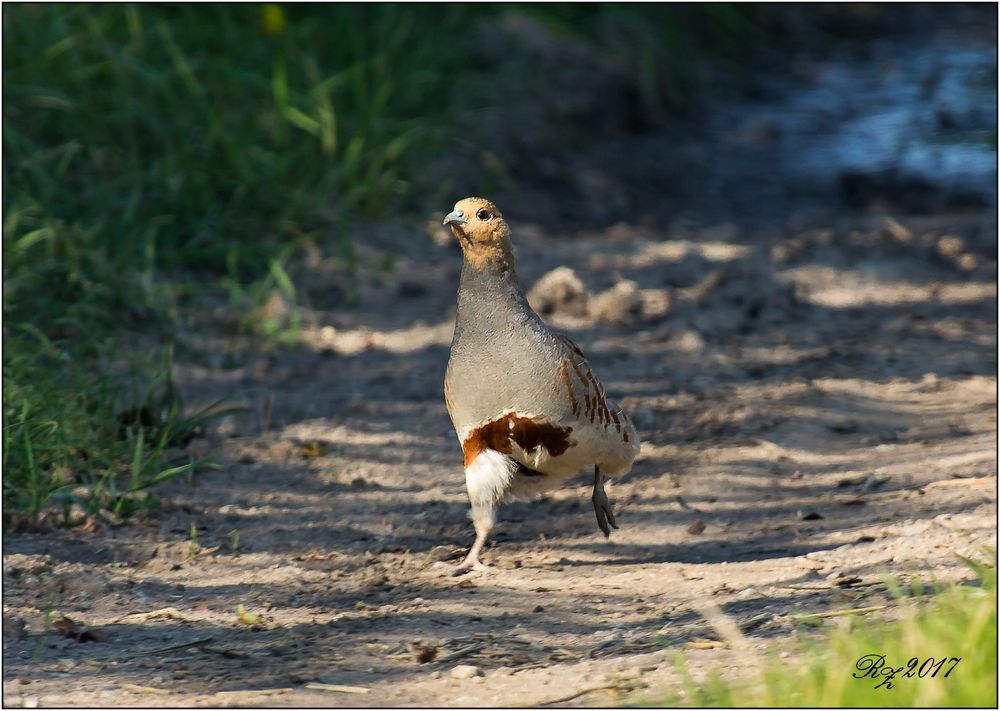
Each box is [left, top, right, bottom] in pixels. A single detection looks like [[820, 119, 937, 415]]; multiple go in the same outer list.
[[456, 249, 528, 320], [460, 238, 516, 273]]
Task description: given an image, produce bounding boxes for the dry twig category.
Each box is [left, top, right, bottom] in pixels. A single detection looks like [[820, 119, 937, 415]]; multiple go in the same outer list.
[[214, 688, 293, 698], [533, 680, 644, 707], [121, 684, 171, 695], [304, 683, 371, 694], [437, 642, 486, 664], [134, 636, 215, 656], [791, 605, 888, 621]]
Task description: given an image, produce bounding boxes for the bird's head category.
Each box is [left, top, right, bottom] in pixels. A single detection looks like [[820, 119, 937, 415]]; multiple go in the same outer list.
[[443, 197, 513, 269]]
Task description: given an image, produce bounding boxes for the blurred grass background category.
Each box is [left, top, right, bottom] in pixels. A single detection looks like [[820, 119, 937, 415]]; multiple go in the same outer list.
[[656, 555, 996, 707], [3, 2, 758, 525]]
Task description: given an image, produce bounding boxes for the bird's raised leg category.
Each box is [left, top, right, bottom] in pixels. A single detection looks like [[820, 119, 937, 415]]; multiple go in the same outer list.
[[454, 448, 515, 574], [592, 465, 619, 538], [453, 498, 495, 575]]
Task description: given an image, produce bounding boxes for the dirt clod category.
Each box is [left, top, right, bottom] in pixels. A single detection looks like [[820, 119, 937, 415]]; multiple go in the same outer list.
[[527, 266, 589, 317], [449, 664, 483, 680], [589, 280, 643, 325]]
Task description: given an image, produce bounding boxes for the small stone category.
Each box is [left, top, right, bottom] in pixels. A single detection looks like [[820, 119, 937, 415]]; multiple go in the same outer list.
[[449, 664, 482, 680], [430, 671, 442, 679], [937, 235, 965, 258], [957, 253, 978, 271], [532, 605, 545, 613], [671, 330, 705, 354], [686, 520, 706, 535]]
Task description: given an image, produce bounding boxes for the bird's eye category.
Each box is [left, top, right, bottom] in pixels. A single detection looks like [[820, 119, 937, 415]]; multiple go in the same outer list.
[[476, 208, 490, 220]]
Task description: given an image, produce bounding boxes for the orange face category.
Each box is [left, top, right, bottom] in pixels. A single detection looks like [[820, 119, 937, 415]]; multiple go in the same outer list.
[[442, 197, 511, 250]]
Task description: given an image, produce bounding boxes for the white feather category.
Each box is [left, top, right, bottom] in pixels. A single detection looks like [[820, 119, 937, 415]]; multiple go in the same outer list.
[[464, 449, 516, 505]]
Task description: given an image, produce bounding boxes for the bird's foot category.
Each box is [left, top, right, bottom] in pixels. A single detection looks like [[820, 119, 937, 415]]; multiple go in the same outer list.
[[592, 488, 619, 538], [451, 557, 490, 576]]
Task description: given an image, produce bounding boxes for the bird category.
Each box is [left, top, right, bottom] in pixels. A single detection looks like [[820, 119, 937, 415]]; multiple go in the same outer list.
[[442, 197, 640, 573]]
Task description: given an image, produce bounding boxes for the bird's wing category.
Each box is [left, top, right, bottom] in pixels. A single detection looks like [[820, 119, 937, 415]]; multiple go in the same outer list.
[[554, 333, 633, 442]]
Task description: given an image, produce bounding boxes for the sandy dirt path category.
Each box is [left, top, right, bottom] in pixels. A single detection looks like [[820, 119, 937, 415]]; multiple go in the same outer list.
[[3, 197, 996, 707]]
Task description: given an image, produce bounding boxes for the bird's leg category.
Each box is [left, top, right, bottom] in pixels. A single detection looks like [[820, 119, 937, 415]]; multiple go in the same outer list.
[[454, 498, 495, 575], [592, 465, 619, 538]]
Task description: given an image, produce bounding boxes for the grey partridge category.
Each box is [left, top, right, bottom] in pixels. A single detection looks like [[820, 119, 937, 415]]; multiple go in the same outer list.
[[442, 197, 640, 572]]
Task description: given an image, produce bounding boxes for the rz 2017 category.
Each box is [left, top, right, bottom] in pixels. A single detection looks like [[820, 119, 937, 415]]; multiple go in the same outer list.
[[853, 654, 961, 689]]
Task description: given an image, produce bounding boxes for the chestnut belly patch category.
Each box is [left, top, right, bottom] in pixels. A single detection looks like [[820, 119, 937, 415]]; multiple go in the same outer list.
[[462, 413, 575, 468]]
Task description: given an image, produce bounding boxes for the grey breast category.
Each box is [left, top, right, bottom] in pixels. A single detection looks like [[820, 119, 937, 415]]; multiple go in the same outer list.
[[447, 296, 571, 435], [445, 264, 573, 431]]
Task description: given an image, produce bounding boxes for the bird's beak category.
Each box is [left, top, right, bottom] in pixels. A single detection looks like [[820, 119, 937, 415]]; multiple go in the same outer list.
[[443, 210, 467, 227]]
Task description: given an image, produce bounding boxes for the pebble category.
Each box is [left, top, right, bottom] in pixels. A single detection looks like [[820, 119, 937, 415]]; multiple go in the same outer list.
[[449, 664, 482, 680]]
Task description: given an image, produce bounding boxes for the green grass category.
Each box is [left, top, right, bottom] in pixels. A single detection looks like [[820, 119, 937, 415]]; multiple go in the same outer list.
[[3, 3, 477, 525], [3, 3, 759, 526], [2, 329, 231, 528], [4, 4, 472, 301], [655, 555, 997, 707]]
